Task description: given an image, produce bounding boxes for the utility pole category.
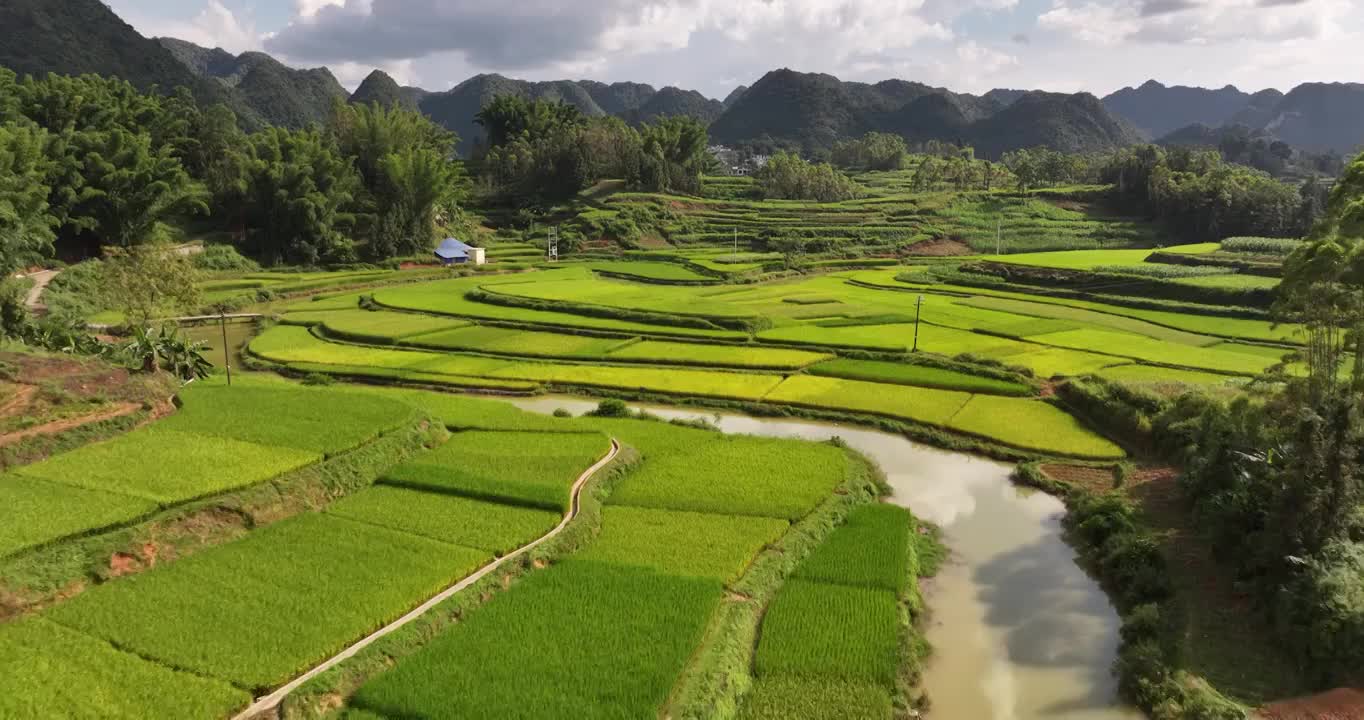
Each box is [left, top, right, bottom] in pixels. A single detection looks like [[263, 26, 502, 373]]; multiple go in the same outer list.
[[912, 295, 923, 353], [733, 227, 738, 262], [995, 218, 1002, 256], [219, 311, 232, 386]]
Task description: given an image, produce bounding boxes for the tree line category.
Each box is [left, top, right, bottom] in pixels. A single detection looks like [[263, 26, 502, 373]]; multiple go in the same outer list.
[[1163, 148, 1364, 685], [0, 69, 469, 273], [471, 95, 710, 212]]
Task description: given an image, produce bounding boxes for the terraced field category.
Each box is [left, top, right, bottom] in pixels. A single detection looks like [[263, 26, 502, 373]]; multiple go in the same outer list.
[[242, 253, 1309, 458], [583, 186, 1157, 255], [1, 381, 625, 716], [256, 250, 1312, 453]]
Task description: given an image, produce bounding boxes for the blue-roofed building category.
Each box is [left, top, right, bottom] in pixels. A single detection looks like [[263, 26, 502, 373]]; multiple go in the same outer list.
[[434, 238, 485, 266]]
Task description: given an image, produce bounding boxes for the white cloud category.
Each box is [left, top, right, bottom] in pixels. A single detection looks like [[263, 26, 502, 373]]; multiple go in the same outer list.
[[1038, 0, 1349, 46], [109, 0, 1364, 100], [111, 0, 262, 53]]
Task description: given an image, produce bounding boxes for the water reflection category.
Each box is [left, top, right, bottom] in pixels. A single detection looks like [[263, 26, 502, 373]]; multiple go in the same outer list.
[[505, 396, 1142, 719]]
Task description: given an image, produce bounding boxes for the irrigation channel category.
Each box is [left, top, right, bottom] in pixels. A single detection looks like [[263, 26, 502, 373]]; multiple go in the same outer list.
[[508, 395, 1144, 720]]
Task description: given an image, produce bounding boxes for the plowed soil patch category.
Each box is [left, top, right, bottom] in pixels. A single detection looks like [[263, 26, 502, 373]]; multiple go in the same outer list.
[[1040, 463, 1115, 494], [0, 402, 142, 447], [906, 238, 972, 256], [1260, 689, 1364, 720]]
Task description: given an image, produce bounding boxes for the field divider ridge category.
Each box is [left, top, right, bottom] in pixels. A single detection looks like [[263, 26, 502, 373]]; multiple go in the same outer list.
[[229, 438, 621, 720]]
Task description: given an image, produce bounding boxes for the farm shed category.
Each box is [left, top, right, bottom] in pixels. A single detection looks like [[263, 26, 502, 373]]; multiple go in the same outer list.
[[434, 238, 486, 266]]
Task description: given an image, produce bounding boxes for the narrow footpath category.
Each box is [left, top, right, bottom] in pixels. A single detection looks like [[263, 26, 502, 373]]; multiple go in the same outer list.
[[21, 269, 59, 314], [230, 438, 621, 720]]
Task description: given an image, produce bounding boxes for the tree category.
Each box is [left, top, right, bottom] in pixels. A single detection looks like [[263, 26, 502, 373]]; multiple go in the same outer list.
[[831, 132, 907, 171], [64, 128, 208, 250], [100, 243, 201, 327], [240, 127, 360, 265], [367, 145, 468, 258], [754, 152, 861, 202], [0, 123, 55, 274], [636, 116, 708, 195], [475, 96, 584, 150], [579, 116, 642, 182], [331, 102, 466, 259]]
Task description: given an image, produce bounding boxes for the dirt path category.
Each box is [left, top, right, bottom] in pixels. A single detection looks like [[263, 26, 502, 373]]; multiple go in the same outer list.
[[0, 384, 37, 418], [21, 269, 59, 313], [1258, 689, 1364, 719], [230, 438, 621, 720], [0, 401, 142, 448]]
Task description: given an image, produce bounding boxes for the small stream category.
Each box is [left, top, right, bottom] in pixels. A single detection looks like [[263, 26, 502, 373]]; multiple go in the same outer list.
[[507, 396, 1143, 720]]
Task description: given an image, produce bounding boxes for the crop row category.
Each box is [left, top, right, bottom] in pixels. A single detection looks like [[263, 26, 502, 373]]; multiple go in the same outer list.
[[46, 512, 492, 689], [372, 276, 748, 340], [381, 430, 611, 513], [345, 399, 853, 718], [807, 358, 1033, 396], [252, 324, 1124, 458], [740, 504, 918, 719], [10, 389, 626, 714], [1, 383, 417, 557]]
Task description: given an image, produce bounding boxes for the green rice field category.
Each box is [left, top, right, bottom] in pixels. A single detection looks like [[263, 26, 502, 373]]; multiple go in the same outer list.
[[6, 160, 1334, 720]]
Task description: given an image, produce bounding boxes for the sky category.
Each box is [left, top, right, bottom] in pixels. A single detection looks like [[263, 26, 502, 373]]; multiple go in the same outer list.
[[107, 0, 1364, 99]]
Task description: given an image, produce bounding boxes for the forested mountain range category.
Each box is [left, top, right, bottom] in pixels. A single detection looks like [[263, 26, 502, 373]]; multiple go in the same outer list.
[[411, 74, 724, 154], [0, 0, 262, 126], [706, 69, 1144, 158], [1102, 79, 1364, 154], [4, 0, 1361, 161], [157, 38, 348, 128]]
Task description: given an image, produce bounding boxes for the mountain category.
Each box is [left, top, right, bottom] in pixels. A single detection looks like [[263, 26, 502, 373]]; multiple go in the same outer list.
[[416, 74, 726, 154], [723, 85, 748, 109], [579, 80, 656, 116], [984, 89, 1029, 107], [968, 92, 1143, 157], [417, 74, 606, 153], [1158, 122, 1346, 178], [1258, 83, 1364, 155], [707, 70, 884, 153], [159, 38, 347, 128], [626, 87, 725, 125], [708, 69, 1137, 158], [349, 69, 418, 109], [1226, 88, 1286, 130], [1105, 80, 1364, 156], [0, 0, 257, 125], [1102, 80, 1254, 138]]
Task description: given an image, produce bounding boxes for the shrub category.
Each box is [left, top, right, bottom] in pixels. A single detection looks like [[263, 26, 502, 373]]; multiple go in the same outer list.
[[1093, 264, 1229, 279], [1220, 237, 1302, 256], [192, 244, 261, 272], [1276, 540, 1364, 685], [1121, 603, 1164, 645], [590, 398, 631, 418]]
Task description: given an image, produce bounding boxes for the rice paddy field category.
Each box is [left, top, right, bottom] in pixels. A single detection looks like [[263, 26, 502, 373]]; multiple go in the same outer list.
[[4, 179, 1315, 718], [237, 241, 1310, 459]]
